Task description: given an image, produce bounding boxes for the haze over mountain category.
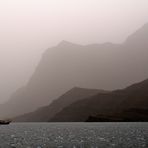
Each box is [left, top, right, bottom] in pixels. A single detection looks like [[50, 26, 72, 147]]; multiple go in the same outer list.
[[0, 23, 148, 118], [1, 0, 148, 104]]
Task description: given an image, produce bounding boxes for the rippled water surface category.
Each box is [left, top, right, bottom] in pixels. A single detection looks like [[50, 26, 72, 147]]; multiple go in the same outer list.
[[0, 123, 148, 148]]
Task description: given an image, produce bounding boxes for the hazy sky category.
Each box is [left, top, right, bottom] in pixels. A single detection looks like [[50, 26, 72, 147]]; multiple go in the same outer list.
[[0, 0, 148, 103]]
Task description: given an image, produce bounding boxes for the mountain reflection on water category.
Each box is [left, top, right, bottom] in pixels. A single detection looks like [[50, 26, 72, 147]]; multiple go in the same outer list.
[[0, 123, 147, 148]]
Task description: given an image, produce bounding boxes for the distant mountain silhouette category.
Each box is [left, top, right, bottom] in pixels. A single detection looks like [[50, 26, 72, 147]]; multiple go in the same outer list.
[[50, 79, 148, 122], [0, 23, 148, 118], [14, 88, 106, 122]]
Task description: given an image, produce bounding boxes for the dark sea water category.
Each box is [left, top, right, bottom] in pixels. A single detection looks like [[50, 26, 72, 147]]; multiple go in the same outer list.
[[0, 123, 147, 148]]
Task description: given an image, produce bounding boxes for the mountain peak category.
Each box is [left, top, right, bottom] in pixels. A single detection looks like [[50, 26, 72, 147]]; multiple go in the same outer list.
[[125, 23, 148, 44], [58, 40, 81, 47]]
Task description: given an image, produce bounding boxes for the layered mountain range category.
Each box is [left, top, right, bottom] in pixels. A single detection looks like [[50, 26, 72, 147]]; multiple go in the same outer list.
[[14, 88, 106, 122], [50, 79, 148, 122], [0, 23, 148, 119], [14, 78, 148, 122]]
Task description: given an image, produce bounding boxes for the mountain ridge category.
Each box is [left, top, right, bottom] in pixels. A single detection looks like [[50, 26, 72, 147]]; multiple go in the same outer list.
[[1, 23, 148, 118], [49, 78, 148, 122], [14, 87, 106, 122]]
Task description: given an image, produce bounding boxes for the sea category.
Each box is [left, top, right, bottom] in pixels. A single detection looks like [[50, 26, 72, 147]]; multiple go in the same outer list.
[[0, 122, 147, 148]]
